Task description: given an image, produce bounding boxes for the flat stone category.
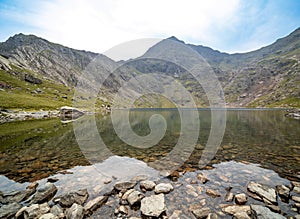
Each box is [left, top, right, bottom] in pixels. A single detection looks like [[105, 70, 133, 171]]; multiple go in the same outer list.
[[118, 205, 128, 215], [0, 187, 36, 204], [192, 207, 211, 219], [114, 181, 136, 191], [127, 190, 145, 206], [233, 211, 251, 219], [0, 202, 21, 218], [292, 196, 300, 203], [221, 204, 250, 215], [235, 193, 247, 205], [206, 189, 221, 197], [276, 185, 290, 200], [16, 203, 50, 219], [266, 205, 281, 213], [247, 181, 276, 204], [31, 183, 57, 204], [84, 196, 108, 215], [53, 189, 88, 208], [250, 204, 285, 219], [39, 213, 58, 219], [65, 203, 84, 219], [293, 187, 300, 194], [154, 183, 174, 194], [140, 180, 156, 191], [141, 194, 166, 217]]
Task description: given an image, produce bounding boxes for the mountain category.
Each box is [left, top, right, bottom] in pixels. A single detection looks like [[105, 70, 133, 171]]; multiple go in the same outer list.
[[0, 28, 299, 110]]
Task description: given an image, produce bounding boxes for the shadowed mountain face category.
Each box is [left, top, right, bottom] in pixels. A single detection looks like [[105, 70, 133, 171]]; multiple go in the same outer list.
[[0, 28, 299, 108]]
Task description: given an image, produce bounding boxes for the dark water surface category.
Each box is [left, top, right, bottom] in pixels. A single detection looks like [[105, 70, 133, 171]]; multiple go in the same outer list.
[[0, 109, 299, 217]]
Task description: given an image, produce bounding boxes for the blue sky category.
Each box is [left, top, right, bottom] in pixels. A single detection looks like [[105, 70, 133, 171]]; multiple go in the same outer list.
[[0, 0, 299, 54]]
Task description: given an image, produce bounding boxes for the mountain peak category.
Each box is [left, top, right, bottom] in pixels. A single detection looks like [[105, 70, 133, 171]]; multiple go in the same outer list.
[[167, 36, 185, 44]]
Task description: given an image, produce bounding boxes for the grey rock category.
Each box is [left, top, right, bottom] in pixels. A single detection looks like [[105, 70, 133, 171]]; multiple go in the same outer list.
[[50, 205, 64, 218], [235, 193, 247, 205], [140, 194, 166, 217], [114, 181, 136, 191], [225, 192, 234, 202], [16, 203, 50, 219], [233, 211, 251, 219], [66, 203, 84, 219], [154, 183, 173, 194], [0, 187, 36, 204], [127, 190, 145, 206], [84, 196, 108, 215], [221, 204, 250, 215], [247, 181, 277, 204], [250, 204, 285, 219], [140, 180, 156, 191], [53, 189, 88, 207], [192, 207, 211, 219], [0, 202, 21, 218], [39, 213, 58, 219], [31, 183, 57, 204], [25, 74, 42, 84]]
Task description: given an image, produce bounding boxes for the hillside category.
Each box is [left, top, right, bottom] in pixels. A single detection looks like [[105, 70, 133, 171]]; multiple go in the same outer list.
[[0, 28, 299, 110]]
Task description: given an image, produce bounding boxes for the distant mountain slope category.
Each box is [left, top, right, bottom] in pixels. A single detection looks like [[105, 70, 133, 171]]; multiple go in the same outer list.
[[0, 28, 299, 109]]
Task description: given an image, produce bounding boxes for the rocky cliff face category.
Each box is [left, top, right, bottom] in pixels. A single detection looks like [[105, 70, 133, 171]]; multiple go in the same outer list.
[[0, 28, 299, 109]]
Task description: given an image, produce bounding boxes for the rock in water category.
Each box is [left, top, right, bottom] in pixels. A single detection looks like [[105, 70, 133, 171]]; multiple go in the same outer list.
[[0, 187, 36, 204], [247, 181, 276, 204], [235, 193, 248, 205], [192, 207, 211, 219], [127, 190, 145, 206], [0, 202, 21, 218], [114, 181, 136, 191], [140, 180, 156, 191], [31, 183, 57, 204], [154, 183, 174, 194], [53, 189, 89, 208], [66, 203, 84, 219], [84, 196, 108, 215], [141, 194, 166, 217], [276, 185, 290, 200], [250, 204, 285, 219], [221, 205, 250, 215]]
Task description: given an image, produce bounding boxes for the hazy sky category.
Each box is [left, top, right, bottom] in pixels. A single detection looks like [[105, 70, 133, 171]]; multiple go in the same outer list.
[[0, 0, 299, 54]]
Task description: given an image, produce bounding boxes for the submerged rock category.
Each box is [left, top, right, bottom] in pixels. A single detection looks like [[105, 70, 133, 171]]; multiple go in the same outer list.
[[31, 183, 57, 204], [221, 204, 250, 215], [0, 202, 21, 218], [114, 181, 136, 191], [247, 181, 276, 204], [192, 207, 211, 219], [206, 189, 221, 197], [235, 193, 248, 205], [250, 204, 285, 219], [154, 183, 174, 194], [0, 187, 36, 204], [276, 185, 290, 200], [65, 203, 84, 219], [84, 196, 108, 215], [140, 194, 166, 217], [53, 189, 88, 208]]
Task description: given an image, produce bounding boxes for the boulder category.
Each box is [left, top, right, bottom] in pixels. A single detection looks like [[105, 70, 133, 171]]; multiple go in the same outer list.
[[16, 203, 50, 219], [192, 207, 211, 219], [60, 106, 84, 120], [39, 213, 58, 219], [84, 196, 108, 215], [31, 183, 57, 204], [154, 183, 174, 194], [25, 74, 42, 84], [50, 205, 64, 218], [247, 181, 276, 204], [235, 193, 248, 205], [127, 190, 145, 206], [140, 180, 156, 191], [0, 202, 21, 218], [140, 194, 166, 217], [276, 185, 290, 200], [114, 181, 136, 191], [221, 204, 250, 215], [65, 203, 84, 219], [53, 189, 88, 208], [0, 187, 36, 204], [250, 204, 285, 219]]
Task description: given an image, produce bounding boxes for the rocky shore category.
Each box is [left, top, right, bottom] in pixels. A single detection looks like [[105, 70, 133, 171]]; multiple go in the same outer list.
[[0, 172, 300, 219], [285, 109, 300, 120]]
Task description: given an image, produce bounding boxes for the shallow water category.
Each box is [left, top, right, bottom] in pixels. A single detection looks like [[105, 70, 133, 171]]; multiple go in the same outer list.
[[0, 109, 299, 217]]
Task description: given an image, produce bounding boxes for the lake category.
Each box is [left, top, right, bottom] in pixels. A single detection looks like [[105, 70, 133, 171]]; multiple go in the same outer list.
[[0, 109, 299, 217]]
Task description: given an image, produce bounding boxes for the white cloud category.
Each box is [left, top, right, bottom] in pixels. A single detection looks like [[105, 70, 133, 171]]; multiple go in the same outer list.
[[5, 0, 241, 54]]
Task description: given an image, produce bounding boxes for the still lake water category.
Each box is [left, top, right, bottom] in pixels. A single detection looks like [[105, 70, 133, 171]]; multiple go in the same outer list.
[[0, 109, 299, 217]]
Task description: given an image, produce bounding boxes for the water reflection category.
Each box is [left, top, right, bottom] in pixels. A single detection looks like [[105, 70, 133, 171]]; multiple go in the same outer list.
[[0, 109, 299, 186]]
